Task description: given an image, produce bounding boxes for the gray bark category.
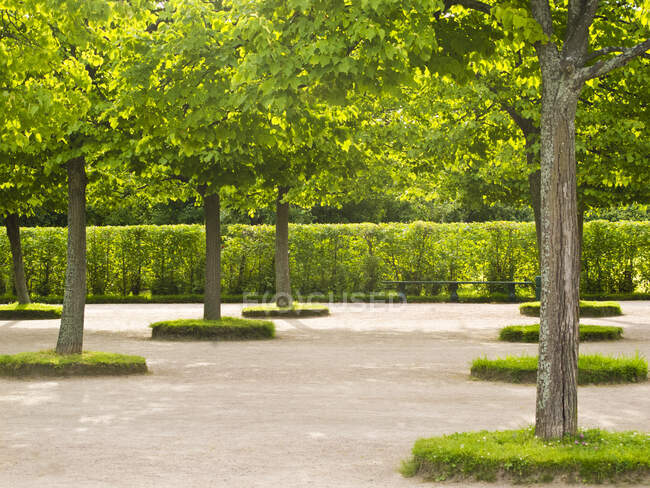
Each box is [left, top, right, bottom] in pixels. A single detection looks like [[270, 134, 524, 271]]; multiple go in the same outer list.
[[4, 213, 30, 304], [203, 191, 221, 321], [528, 169, 542, 266], [274, 186, 292, 307], [56, 157, 87, 355], [535, 49, 582, 439]]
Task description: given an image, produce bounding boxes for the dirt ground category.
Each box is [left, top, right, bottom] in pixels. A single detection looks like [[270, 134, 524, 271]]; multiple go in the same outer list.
[[1, 302, 648, 488]]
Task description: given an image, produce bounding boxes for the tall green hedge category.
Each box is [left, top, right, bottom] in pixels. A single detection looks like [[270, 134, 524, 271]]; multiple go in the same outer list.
[[0, 221, 648, 297]]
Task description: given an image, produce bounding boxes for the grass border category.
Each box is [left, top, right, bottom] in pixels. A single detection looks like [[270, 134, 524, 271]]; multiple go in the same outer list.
[[0, 303, 62, 320], [150, 317, 275, 340], [499, 324, 623, 342], [470, 354, 647, 384], [0, 350, 148, 377], [519, 300, 622, 317], [241, 304, 330, 318], [405, 427, 649, 484]]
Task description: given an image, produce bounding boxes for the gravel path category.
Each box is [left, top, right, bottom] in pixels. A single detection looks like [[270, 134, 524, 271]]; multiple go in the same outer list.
[[1, 302, 648, 487]]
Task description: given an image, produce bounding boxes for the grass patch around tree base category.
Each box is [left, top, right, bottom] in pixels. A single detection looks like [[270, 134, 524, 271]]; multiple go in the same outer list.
[[0, 303, 62, 320], [241, 303, 330, 318], [499, 324, 623, 342], [470, 354, 647, 384], [150, 317, 275, 340], [403, 427, 649, 484], [519, 300, 622, 317], [0, 350, 147, 377]]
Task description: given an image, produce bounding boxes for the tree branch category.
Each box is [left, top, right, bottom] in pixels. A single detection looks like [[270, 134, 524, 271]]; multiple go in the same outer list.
[[586, 46, 650, 62], [529, 0, 554, 37], [578, 38, 650, 81]]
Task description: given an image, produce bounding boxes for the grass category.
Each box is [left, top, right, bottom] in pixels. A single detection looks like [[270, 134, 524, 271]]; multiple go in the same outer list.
[[499, 324, 623, 342], [0, 302, 62, 320], [149, 317, 275, 340], [519, 300, 622, 317], [404, 427, 650, 484], [0, 350, 147, 377], [241, 303, 330, 318], [470, 353, 647, 384]]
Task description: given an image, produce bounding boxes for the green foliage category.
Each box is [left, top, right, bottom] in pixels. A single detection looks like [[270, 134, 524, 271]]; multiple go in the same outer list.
[[408, 427, 650, 483], [149, 317, 275, 340], [0, 350, 148, 377], [0, 302, 62, 320], [241, 303, 330, 318], [519, 300, 623, 317], [470, 354, 648, 384], [499, 324, 623, 343], [2, 221, 650, 297]]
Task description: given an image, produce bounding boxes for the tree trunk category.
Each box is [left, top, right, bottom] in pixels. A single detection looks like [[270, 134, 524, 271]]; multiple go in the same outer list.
[[203, 191, 221, 321], [56, 157, 87, 355], [275, 186, 292, 307], [4, 213, 30, 304], [528, 169, 542, 266], [535, 58, 582, 439]]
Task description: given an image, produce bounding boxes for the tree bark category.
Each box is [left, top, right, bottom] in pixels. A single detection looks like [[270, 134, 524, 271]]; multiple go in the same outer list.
[[56, 157, 87, 355], [528, 169, 542, 267], [275, 186, 292, 307], [4, 213, 31, 304], [203, 191, 221, 321], [535, 53, 582, 439]]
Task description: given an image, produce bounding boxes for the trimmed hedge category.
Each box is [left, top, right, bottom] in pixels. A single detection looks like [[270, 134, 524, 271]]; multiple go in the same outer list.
[[470, 354, 648, 384], [519, 300, 623, 317], [2, 221, 649, 299], [150, 317, 275, 340], [0, 350, 148, 377], [499, 324, 623, 342], [0, 302, 62, 320], [241, 303, 330, 318], [405, 427, 649, 484]]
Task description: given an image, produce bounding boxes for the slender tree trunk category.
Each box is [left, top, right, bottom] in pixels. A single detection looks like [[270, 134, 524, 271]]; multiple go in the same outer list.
[[535, 55, 582, 439], [275, 186, 292, 307], [4, 213, 30, 304], [203, 191, 221, 321], [56, 157, 87, 355]]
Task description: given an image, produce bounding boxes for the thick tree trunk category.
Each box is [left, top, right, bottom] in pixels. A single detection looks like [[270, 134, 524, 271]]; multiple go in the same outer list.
[[4, 213, 30, 304], [535, 62, 582, 439], [203, 192, 221, 321], [56, 157, 87, 355], [274, 186, 292, 307], [528, 169, 542, 267]]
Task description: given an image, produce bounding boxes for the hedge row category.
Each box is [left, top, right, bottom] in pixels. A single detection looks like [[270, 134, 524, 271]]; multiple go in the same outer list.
[[1, 221, 649, 298]]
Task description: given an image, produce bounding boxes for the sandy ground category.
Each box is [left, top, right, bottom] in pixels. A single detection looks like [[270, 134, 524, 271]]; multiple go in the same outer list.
[[0, 302, 648, 488]]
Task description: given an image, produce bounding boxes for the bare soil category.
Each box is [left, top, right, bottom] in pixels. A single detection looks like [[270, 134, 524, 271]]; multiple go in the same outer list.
[[1, 302, 648, 487]]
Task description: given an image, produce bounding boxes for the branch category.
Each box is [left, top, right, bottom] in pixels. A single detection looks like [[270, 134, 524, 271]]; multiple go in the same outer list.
[[586, 46, 650, 62], [578, 38, 650, 81], [529, 0, 554, 37]]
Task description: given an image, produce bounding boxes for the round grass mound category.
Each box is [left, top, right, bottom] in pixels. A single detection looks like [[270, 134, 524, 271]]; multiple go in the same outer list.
[[0, 303, 62, 320], [0, 350, 147, 377], [470, 354, 647, 384], [519, 300, 622, 317], [403, 427, 649, 484], [150, 317, 275, 340], [241, 303, 330, 318], [499, 324, 623, 342]]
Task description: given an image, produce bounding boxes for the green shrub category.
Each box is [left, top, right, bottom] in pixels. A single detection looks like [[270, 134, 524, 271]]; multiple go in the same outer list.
[[150, 317, 275, 340], [0, 303, 62, 320], [241, 303, 330, 318], [499, 324, 623, 342], [470, 354, 647, 384], [406, 427, 649, 484], [519, 300, 623, 317], [0, 350, 147, 377], [2, 221, 649, 298]]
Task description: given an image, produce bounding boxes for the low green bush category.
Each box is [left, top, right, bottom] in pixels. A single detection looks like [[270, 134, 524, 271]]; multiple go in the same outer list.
[[0, 303, 62, 320], [241, 303, 330, 318], [519, 300, 623, 317], [0, 350, 147, 377], [499, 324, 623, 342], [405, 427, 649, 484], [150, 317, 275, 340], [470, 354, 647, 384]]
